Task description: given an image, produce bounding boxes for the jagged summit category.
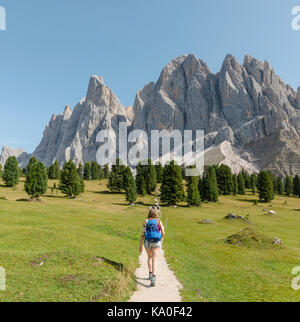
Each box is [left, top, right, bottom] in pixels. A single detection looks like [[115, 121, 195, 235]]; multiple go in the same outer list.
[[2, 54, 300, 176]]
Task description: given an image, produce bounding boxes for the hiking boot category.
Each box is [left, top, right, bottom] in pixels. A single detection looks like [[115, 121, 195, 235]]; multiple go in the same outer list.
[[149, 272, 153, 281], [151, 275, 156, 287]]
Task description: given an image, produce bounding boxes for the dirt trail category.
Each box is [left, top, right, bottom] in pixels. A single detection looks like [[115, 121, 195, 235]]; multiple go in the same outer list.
[[129, 248, 183, 302]]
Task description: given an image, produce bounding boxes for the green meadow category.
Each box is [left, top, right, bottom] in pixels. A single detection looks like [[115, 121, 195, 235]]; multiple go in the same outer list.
[[0, 179, 300, 302]]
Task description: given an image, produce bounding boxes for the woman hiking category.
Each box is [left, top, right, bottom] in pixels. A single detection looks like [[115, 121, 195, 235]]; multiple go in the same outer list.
[[139, 208, 165, 287]]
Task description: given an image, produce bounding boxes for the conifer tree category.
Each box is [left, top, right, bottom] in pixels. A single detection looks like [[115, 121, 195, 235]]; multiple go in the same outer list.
[[3, 156, 20, 187], [257, 171, 274, 202], [77, 163, 83, 179], [25, 161, 48, 199], [284, 176, 294, 196], [217, 164, 233, 195], [125, 175, 137, 204], [232, 174, 238, 195], [161, 161, 185, 206], [59, 160, 84, 197], [250, 173, 257, 195], [107, 159, 125, 192], [241, 169, 251, 189], [0, 164, 2, 178], [145, 159, 157, 194], [83, 162, 91, 180], [155, 163, 163, 184], [186, 176, 201, 207], [201, 166, 219, 202], [91, 161, 99, 180], [237, 172, 246, 195], [123, 166, 133, 190], [276, 176, 284, 195], [103, 164, 110, 179], [136, 163, 147, 196], [293, 175, 300, 197]]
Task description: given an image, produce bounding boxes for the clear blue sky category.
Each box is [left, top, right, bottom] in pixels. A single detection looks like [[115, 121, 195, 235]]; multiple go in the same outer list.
[[0, 0, 299, 152]]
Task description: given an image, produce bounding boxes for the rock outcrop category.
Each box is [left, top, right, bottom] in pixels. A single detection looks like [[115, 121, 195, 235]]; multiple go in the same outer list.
[[1, 54, 299, 176], [0, 146, 28, 167]]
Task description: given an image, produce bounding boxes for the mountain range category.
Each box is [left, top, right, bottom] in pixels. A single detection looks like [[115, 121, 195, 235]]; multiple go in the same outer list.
[[1, 54, 300, 176]]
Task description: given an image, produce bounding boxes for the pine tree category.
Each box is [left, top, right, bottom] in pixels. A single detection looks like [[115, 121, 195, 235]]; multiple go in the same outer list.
[[47, 160, 60, 180], [201, 166, 219, 202], [25, 161, 48, 199], [91, 161, 99, 180], [145, 159, 157, 194], [0, 164, 2, 178], [217, 164, 233, 195], [186, 176, 201, 207], [293, 175, 300, 197], [155, 163, 163, 183], [284, 176, 294, 196], [250, 173, 257, 195], [103, 164, 110, 179], [232, 174, 238, 195], [59, 160, 84, 197], [237, 172, 246, 195], [123, 166, 133, 190], [83, 162, 91, 180], [125, 175, 137, 204], [77, 163, 83, 179], [107, 159, 126, 192], [241, 169, 251, 189], [135, 163, 147, 196], [3, 156, 20, 187], [276, 176, 284, 195], [257, 171, 274, 202], [161, 161, 185, 206]]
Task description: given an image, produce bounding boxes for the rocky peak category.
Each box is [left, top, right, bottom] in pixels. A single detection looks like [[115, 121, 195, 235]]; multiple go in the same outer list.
[[63, 105, 73, 119], [297, 87, 300, 110]]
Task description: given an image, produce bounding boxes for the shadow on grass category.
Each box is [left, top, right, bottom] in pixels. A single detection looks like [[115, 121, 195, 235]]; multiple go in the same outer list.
[[295, 209, 300, 212], [102, 257, 124, 272], [93, 190, 125, 195], [44, 195, 66, 199], [236, 198, 260, 204], [16, 198, 30, 202]]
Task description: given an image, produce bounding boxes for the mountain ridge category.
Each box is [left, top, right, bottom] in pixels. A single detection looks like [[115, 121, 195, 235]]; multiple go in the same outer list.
[[1, 53, 299, 176]]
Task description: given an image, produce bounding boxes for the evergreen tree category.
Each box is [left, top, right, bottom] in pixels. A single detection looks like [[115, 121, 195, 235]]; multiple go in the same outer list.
[[91, 161, 99, 180], [217, 164, 233, 195], [145, 159, 157, 194], [59, 160, 84, 197], [241, 169, 251, 189], [103, 164, 110, 179], [125, 175, 137, 204], [107, 159, 126, 192], [3, 156, 20, 187], [186, 176, 201, 207], [237, 172, 246, 195], [155, 163, 163, 184], [232, 174, 238, 195], [77, 163, 83, 179], [47, 160, 60, 180], [293, 175, 300, 197], [123, 166, 133, 190], [161, 161, 185, 206], [257, 171, 274, 202], [0, 164, 2, 178], [276, 176, 284, 195], [83, 162, 91, 180], [135, 163, 147, 196], [25, 161, 48, 199], [201, 166, 219, 202], [250, 173, 257, 195], [284, 176, 294, 196]]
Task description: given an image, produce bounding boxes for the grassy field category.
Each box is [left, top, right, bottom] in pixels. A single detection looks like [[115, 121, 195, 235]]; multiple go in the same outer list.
[[0, 178, 300, 302]]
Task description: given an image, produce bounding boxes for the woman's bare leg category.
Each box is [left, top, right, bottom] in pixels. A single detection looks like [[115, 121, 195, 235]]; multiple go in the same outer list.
[[145, 248, 153, 273], [151, 247, 160, 276]]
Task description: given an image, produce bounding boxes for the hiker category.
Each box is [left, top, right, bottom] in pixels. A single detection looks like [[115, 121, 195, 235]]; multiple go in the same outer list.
[[139, 208, 165, 287]]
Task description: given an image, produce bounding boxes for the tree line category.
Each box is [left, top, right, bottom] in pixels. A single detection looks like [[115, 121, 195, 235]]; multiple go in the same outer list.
[[1, 156, 299, 204]]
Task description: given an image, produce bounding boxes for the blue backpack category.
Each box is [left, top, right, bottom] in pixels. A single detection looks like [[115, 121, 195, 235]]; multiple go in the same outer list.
[[145, 219, 162, 243]]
